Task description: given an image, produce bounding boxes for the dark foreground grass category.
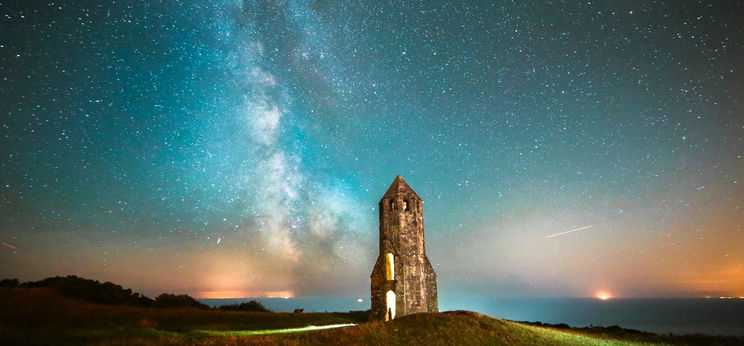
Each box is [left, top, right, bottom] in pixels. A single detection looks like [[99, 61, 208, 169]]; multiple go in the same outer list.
[[2, 288, 742, 345], [0, 287, 366, 345]]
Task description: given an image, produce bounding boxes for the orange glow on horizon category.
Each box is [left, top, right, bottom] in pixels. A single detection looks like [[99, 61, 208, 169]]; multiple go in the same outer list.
[[264, 290, 295, 299], [595, 291, 612, 300], [192, 290, 295, 299], [193, 291, 253, 299], [675, 264, 744, 297]]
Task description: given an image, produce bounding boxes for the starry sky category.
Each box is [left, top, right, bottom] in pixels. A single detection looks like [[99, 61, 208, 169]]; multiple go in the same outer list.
[[1, 1, 743, 299]]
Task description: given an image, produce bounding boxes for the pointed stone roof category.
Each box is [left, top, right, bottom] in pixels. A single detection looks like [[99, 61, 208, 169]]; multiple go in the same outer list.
[[381, 175, 421, 201]]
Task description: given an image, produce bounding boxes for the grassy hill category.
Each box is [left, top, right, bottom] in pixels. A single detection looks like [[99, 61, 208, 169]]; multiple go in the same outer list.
[[213, 311, 744, 346], [1, 286, 742, 345]]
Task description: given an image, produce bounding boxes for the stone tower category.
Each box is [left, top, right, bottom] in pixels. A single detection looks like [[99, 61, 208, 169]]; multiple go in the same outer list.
[[370, 175, 437, 321]]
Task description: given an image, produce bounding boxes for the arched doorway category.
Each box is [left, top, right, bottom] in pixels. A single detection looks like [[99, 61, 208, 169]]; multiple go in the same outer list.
[[385, 290, 396, 321]]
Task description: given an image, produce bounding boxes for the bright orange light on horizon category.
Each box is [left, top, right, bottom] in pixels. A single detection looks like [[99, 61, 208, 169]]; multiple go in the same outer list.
[[595, 291, 612, 300], [193, 290, 295, 299], [264, 290, 294, 299], [193, 291, 254, 299]]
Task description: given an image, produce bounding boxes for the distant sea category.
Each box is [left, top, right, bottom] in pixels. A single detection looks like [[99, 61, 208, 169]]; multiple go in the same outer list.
[[199, 296, 744, 336]]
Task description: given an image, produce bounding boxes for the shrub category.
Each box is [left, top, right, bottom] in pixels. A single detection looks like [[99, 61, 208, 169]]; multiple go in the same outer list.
[[19, 275, 153, 306], [153, 293, 208, 309], [0, 278, 19, 287], [218, 300, 271, 312]]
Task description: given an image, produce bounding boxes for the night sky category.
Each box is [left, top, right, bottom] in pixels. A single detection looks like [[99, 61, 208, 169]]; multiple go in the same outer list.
[[1, 1, 743, 300]]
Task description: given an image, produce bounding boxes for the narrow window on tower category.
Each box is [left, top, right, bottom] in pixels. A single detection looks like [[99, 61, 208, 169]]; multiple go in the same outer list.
[[385, 252, 395, 280], [390, 200, 395, 210]]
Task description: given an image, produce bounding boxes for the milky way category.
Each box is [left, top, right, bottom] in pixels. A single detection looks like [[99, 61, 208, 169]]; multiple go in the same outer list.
[[1, 1, 743, 298]]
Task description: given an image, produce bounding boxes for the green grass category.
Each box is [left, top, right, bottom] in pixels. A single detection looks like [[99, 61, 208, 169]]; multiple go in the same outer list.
[[200, 323, 357, 336], [1, 288, 742, 345], [242, 311, 742, 346], [253, 311, 657, 346]]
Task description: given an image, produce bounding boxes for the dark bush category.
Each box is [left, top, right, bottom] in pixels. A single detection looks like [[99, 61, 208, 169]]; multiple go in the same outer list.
[[153, 293, 208, 309], [19, 275, 153, 306], [0, 278, 19, 287], [219, 300, 271, 312]]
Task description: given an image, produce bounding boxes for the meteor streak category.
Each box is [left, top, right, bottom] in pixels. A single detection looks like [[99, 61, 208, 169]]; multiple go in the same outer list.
[[546, 225, 593, 238], [2, 242, 16, 249]]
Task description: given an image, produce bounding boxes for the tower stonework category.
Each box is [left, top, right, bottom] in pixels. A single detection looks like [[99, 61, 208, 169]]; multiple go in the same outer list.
[[370, 175, 437, 321]]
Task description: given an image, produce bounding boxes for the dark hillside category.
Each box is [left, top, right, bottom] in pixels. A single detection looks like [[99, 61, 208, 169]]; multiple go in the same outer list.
[[0, 282, 741, 345]]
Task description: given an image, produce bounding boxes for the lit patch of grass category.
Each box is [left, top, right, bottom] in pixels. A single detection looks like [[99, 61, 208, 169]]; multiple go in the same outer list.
[[201, 323, 357, 336]]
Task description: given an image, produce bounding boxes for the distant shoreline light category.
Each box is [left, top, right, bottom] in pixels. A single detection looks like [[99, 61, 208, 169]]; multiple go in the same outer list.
[[193, 291, 254, 299], [193, 290, 294, 299]]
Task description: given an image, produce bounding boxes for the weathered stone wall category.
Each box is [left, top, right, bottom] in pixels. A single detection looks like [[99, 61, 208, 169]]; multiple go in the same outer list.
[[370, 176, 437, 321]]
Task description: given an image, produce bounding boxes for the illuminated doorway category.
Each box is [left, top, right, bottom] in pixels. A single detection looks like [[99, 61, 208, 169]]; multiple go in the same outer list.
[[385, 290, 396, 321]]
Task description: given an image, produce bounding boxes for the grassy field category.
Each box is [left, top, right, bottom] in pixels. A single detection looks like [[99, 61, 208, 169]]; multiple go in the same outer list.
[[1, 287, 742, 345]]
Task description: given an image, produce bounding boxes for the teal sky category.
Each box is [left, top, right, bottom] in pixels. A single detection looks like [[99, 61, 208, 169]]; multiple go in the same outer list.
[[1, 1, 743, 299]]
